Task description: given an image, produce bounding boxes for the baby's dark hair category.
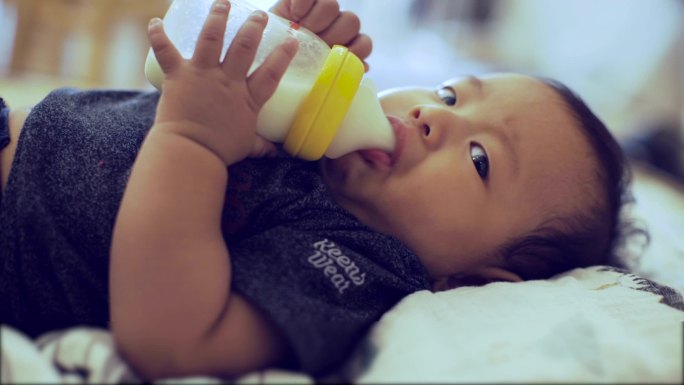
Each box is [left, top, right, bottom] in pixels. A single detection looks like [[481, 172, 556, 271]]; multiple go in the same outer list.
[[494, 77, 645, 280]]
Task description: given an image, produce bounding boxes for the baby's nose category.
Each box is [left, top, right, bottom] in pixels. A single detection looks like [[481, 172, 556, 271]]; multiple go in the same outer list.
[[410, 105, 449, 150]]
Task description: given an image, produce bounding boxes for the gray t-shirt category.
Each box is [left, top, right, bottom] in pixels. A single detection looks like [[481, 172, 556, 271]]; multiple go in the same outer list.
[[0, 88, 431, 376]]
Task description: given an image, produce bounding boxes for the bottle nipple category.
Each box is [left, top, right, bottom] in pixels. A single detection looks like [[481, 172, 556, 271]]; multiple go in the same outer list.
[[325, 78, 394, 159]]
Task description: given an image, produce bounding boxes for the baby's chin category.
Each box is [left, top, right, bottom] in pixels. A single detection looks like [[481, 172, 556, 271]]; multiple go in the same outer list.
[[321, 150, 388, 188], [319, 154, 389, 209], [319, 154, 358, 189]]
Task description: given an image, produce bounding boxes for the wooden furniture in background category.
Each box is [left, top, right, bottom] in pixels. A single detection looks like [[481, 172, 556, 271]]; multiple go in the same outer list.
[[6, 0, 168, 83]]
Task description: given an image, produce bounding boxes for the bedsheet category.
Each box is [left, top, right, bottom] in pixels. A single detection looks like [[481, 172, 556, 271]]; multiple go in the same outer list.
[[341, 266, 684, 383]]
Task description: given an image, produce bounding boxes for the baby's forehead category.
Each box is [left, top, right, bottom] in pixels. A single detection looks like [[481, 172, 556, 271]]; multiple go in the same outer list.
[[523, 141, 599, 221], [507, 109, 597, 220], [479, 74, 568, 112]]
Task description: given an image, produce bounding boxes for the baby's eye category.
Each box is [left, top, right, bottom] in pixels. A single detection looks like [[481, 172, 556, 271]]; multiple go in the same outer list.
[[470, 143, 489, 180], [436, 86, 457, 106]]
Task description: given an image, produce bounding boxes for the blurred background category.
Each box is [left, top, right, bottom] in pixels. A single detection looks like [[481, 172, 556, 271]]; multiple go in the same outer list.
[[0, 0, 683, 183]]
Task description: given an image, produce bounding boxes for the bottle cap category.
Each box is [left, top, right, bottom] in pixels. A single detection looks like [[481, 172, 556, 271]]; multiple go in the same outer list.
[[284, 45, 364, 160]]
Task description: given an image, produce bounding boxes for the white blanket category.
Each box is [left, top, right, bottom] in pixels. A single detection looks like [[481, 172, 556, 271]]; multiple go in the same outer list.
[[343, 266, 684, 383]]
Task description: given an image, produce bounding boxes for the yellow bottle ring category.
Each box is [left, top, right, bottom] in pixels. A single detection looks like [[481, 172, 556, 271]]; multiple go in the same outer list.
[[284, 45, 364, 160]]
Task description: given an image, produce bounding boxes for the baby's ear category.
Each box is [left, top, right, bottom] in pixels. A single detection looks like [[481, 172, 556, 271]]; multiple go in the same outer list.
[[432, 267, 523, 292]]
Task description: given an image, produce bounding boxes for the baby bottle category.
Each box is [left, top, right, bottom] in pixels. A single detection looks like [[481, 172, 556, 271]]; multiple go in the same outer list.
[[144, 0, 394, 160]]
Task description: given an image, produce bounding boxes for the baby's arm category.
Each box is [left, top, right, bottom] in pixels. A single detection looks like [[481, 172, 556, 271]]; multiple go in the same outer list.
[[270, 0, 373, 69], [110, 0, 296, 379]]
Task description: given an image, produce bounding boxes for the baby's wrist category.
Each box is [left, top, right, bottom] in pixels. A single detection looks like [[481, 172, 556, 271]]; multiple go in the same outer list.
[[148, 122, 238, 166]]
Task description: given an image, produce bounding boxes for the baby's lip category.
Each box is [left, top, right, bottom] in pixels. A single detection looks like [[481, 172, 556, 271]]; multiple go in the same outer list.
[[387, 115, 407, 165], [356, 116, 406, 168], [358, 115, 407, 168]]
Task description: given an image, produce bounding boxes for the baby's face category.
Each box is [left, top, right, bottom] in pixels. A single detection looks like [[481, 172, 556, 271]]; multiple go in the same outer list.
[[321, 73, 597, 280]]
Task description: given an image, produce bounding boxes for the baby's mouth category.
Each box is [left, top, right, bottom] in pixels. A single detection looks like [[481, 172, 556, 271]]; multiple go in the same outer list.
[[358, 148, 392, 167], [357, 116, 405, 168]]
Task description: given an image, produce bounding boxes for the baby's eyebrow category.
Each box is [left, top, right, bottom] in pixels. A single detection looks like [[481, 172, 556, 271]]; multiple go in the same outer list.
[[442, 75, 484, 95], [465, 75, 484, 94]]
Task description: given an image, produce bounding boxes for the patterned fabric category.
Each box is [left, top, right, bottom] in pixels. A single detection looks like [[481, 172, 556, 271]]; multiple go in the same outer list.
[[0, 325, 313, 384], [597, 266, 684, 311]]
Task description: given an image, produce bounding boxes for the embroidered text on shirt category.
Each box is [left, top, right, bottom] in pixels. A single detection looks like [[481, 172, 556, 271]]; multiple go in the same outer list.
[[308, 239, 366, 294]]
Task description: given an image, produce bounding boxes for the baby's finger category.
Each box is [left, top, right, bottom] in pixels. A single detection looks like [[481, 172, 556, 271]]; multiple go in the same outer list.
[[247, 39, 298, 107], [270, 0, 315, 21], [223, 11, 268, 78], [192, 0, 230, 68], [297, 0, 340, 33], [288, 0, 316, 21], [148, 18, 182, 74], [318, 11, 361, 47], [347, 34, 373, 62]]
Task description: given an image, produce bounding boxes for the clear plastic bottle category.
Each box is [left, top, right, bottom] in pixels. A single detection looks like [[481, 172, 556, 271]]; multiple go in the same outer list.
[[144, 0, 394, 160]]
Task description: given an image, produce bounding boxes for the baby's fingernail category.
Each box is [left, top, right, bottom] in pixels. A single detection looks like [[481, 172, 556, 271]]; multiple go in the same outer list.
[[148, 18, 162, 30], [250, 10, 267, 21], [213, 0, 228, 12]]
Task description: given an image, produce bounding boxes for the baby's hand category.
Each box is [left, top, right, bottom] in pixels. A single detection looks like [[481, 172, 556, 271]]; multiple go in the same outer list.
[[149, 0, 298, 165], [270, 0, 372, 70]]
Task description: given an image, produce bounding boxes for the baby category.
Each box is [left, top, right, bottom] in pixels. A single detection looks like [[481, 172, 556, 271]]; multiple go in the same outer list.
[[0, 0, 633, 380]]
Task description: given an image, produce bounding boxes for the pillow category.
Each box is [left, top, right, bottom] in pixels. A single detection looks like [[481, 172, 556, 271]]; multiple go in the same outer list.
[[341, 266, 684, 383]]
